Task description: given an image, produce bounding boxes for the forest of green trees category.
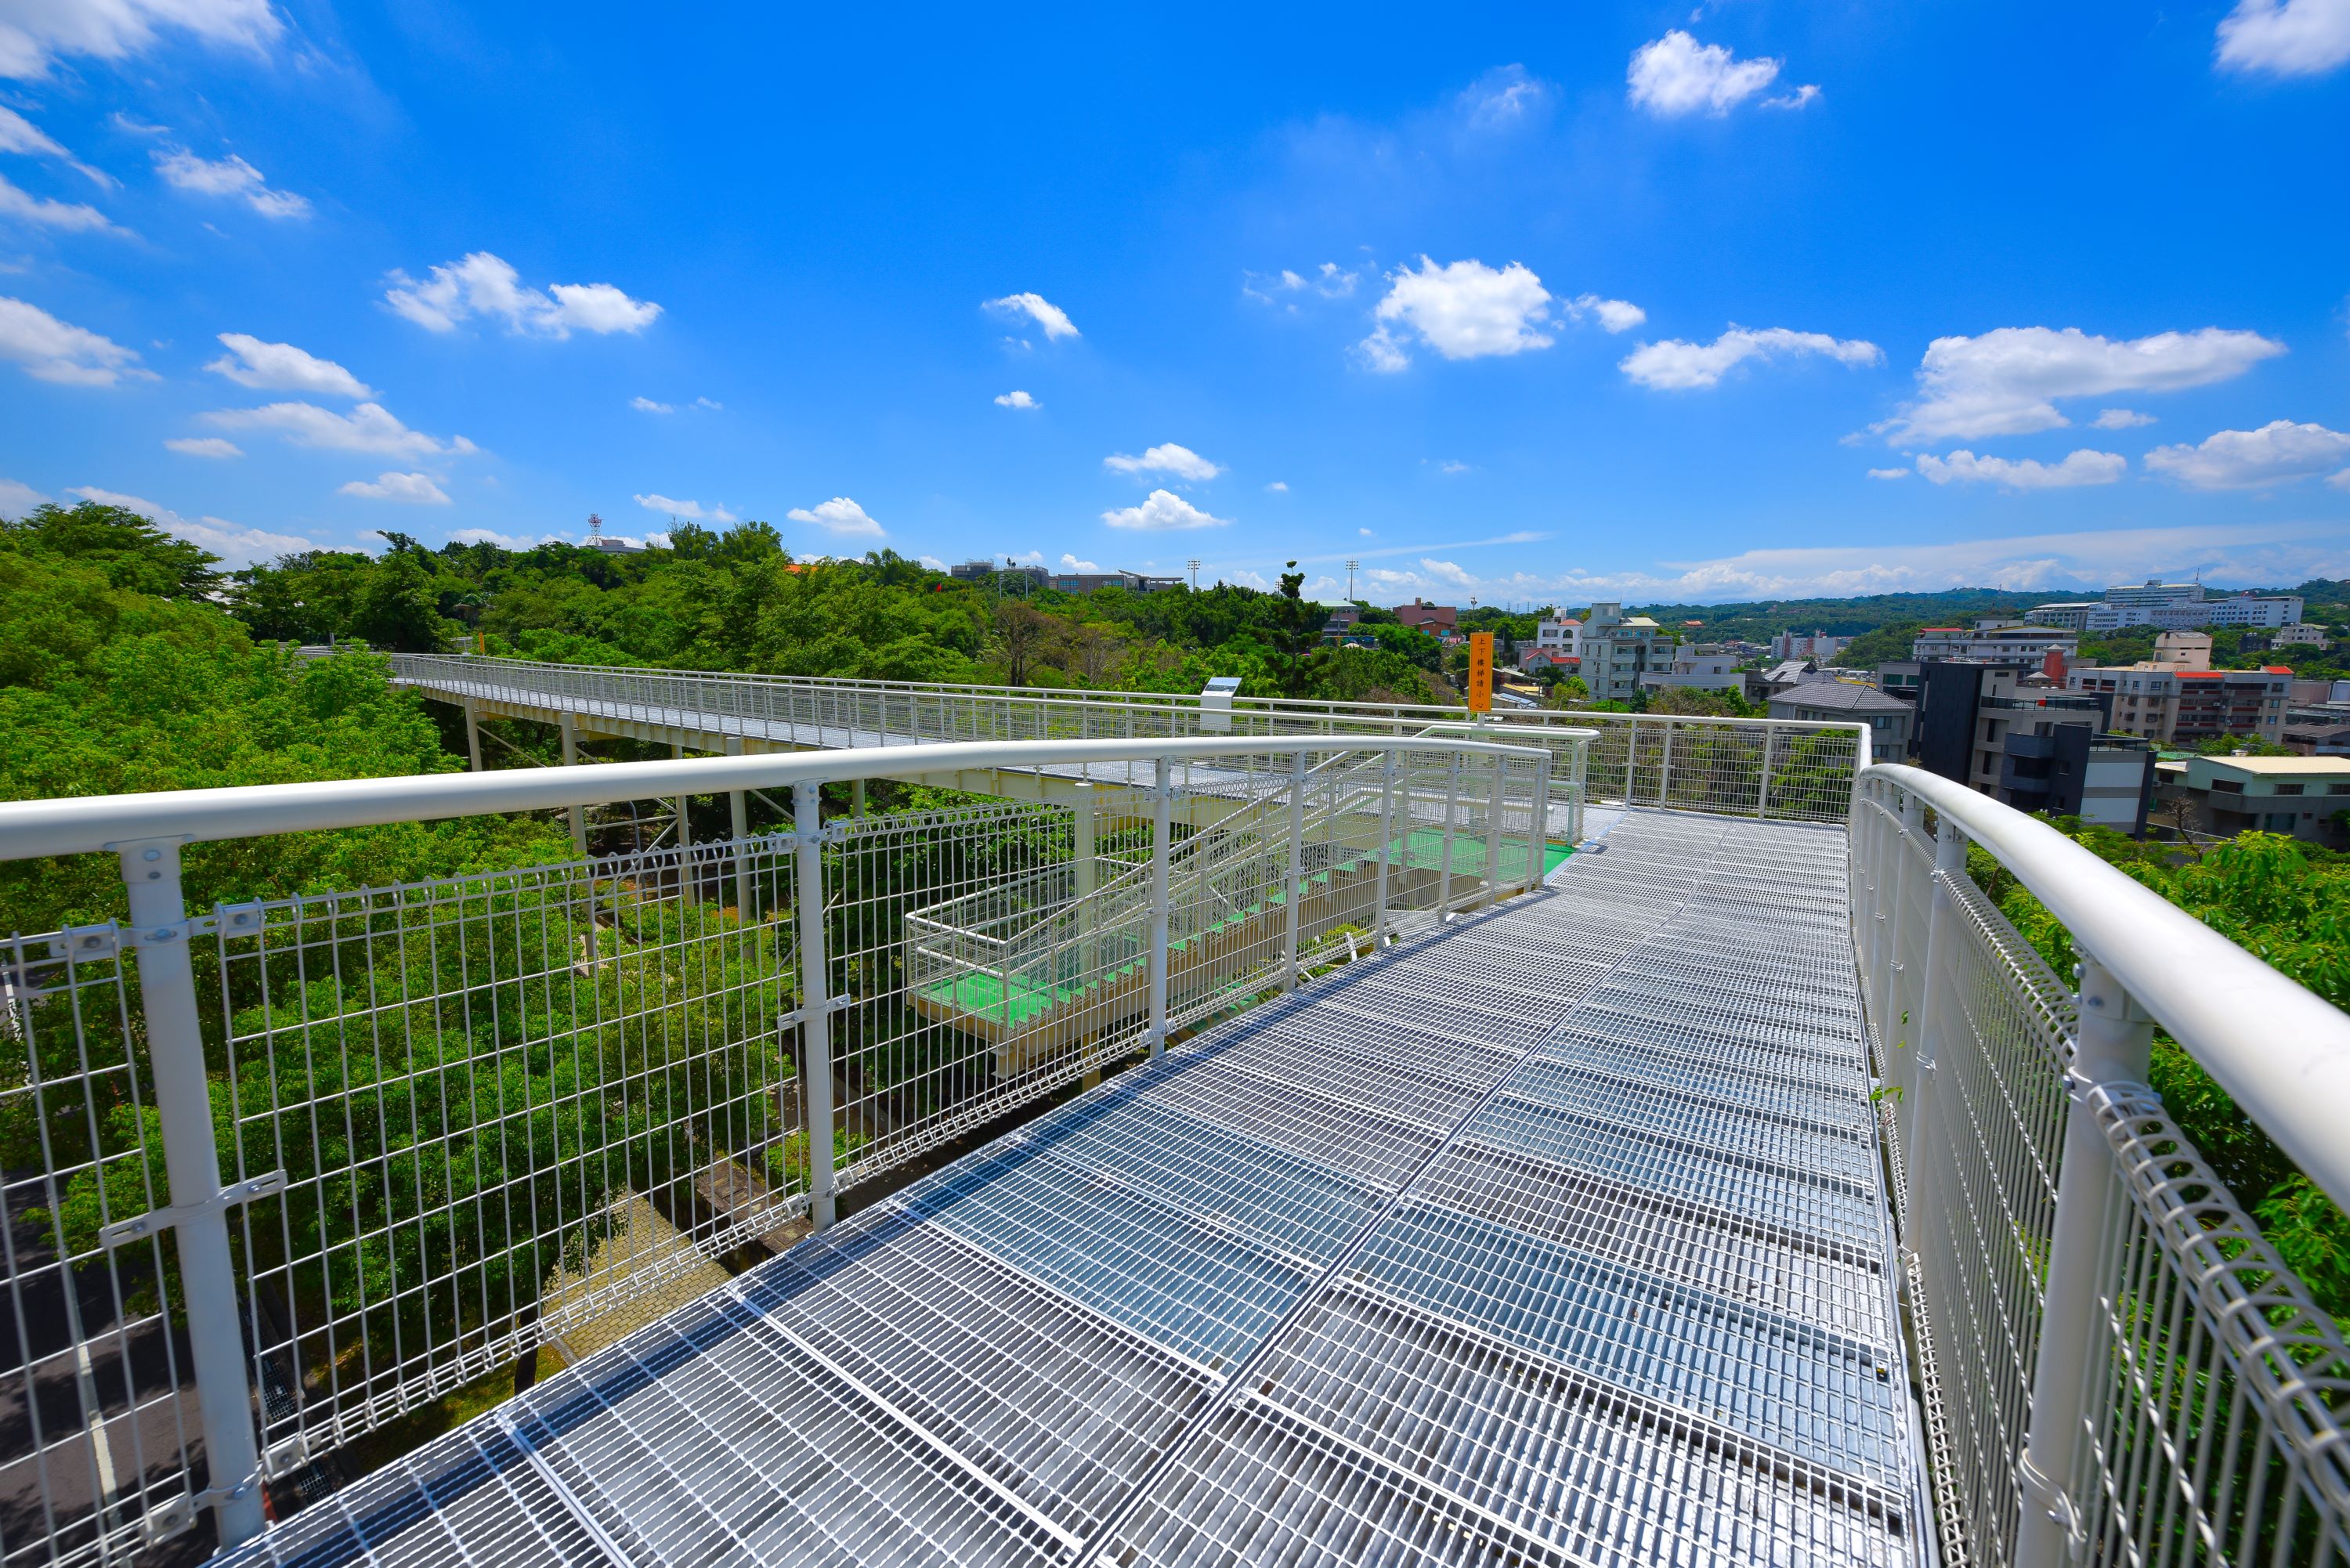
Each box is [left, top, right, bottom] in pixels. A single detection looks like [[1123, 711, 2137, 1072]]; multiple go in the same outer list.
[[1, 497, 2343, 1357]]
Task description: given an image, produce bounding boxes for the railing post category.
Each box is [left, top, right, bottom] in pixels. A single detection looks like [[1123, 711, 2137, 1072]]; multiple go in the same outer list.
[[1072, 782, 1097, 992], [1483, 751, 1507, 909], [793, 782, 836, 1230], [1526, 751, 1553, 894], [114, 839, 266, 1550], [2013, 958, 2153, 1568], [1625, 719, 1640, 806], [1148, 757, 1172, 1057], [1904, 815, 1969, 1235], [560, 711, 587, 858], [672, 743, 691, 852], [1282, 750, 1307, 990], [1755, 725, 1777, 818], [1373, 750, 1397, 946], [728, 737, 754, 919], [1658, 718, 1675, 808], [1436, 752, 1462, 920]]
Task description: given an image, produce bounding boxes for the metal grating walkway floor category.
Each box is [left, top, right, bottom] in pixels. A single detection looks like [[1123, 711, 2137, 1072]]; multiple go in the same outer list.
[[216, 811, 1922, 1568]]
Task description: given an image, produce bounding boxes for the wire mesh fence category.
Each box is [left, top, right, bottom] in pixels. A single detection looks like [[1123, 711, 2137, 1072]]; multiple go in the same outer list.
[[1852, 773, 2350, 1568]]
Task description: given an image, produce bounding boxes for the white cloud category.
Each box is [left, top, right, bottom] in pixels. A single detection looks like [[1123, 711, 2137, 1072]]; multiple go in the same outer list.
[[339, 471, 451, 504], [635, 493, 739, 525], [1568, 294, 1646, 333], [0, 106, 110, 186], [2332, 469, 2350, 490], [1620, 324, 1882, 389], [153, 149, 306, 219], [917, 554, 947, 569], [448, 526, 561, 549], [0, 173, 122, 232], [0, 475, 45, 514], [1364, 257, 1553, 371], [695, 396, 721, 410], [67, 485, 309, 566], [0, 294, 148, 385], [1358, 527, 1373, 537], [205, 332, 371, 397], [1060, 552, 1101, 572], [164, 435, 241, 458], [2145, 420, 2350, 490], [1762, 83, 1822, 110], [982, 291, 1079, 340], [1101, 489, 1230, 531], [1343, 521, 2350, 604], [1265, 480, 1289, 493], [630, 396, 672, 413], [2092, 407, 2156, 429], [385, 251, 661, 338], [1104, 443, 1223, 482], [1915, 449, 2128, 490], [1461, 63, 1549, 128], [1876, 325, 2286, 445], [1867, 467, 1909, 480], [787, 497, 884, 537], [995, 389, 1039, 409], [0, 0, 281, 81], [1439, 461, 1472, 475], [2217, 0, 2350, 76], [206, 401, 475, 457], [1628, 31, 1798, 116]]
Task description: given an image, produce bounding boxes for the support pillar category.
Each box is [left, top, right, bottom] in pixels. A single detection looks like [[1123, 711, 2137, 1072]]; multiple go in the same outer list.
[[794, 783, 836, 1230], [1147, 759, 1172, 1058], [560, 711, 586, 858], [465, 699, 483, 772], [1282, 750, 1306, 990]]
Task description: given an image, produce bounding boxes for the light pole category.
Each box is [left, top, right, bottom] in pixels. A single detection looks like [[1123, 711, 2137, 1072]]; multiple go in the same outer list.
[[1187, 558, 1200, 591], [1346, 559, 1358, 602]]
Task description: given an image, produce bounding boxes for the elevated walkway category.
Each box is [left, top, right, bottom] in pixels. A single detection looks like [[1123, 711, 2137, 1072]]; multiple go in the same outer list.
[[218, 811, 1922, 1567]]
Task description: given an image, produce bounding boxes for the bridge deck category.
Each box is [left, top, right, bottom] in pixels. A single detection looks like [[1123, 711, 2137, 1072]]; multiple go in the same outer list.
[[217, 812, 1920, 1568]]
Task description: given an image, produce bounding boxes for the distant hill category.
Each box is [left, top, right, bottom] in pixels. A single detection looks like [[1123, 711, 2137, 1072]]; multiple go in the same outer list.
[[1618, 589, 2095, 641]]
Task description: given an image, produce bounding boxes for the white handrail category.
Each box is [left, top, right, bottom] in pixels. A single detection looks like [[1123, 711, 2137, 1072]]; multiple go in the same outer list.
[[0, 734, 1555, 860], [1862, 761, 2350, 1206]]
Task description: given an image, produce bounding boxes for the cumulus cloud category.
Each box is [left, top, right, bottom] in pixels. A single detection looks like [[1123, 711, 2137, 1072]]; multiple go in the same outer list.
[[694, 396, 721, 410], [1914, 449, 2128, 490], [0, 106, 110, 186], [2216, 0, 2350, 76], [1567, 294, 1646, 333], [339, 471, 451, 504], [1101, 489, 1230, 531], [631, 396, 672, 413], [1620, 324, 1881, 389], [1867, 467, 1910, 480], [1104, 443, 1222, 482], [982, 291, 1079, 340], [2092, 407, 2156, 429], [1763, 83, 1822, 110], [0, 172, 123, 232], [0, 475, 45, 515], [995, 389, 1039, 409], [787, 497, 883, 537], [1244, 261, 1363, 307], [1362, 257, 1553, 370], [67, 485, 309, 567], [0, 295, 149, 385], [385, 251, 661, 338], [205, 332, 371, 397], [635, 493, 739, 524], [164, 435, 241, 458], [2144, 420, 2350, 489], [1875, 325, 2286, 445], [206, 401, 475, 457], [0, 0, 281, 81], [1266, 480, 1289, 493], [1460, 63, 1549, 128], [1628, 31, 1805, 115], [153, 149, 306, 219], [1060, 552, 1101, 572]]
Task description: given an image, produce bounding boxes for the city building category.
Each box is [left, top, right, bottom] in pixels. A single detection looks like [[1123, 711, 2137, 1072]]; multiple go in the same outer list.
[[1766, 680, 1914, 757], [1912, 623, 2079, 663], [2023, 601, 2099, 630], [1517, 649, 1579, 676], [1637, 645, 1744, 695], [2274, 623, 2331, 649], [2063, 663, 2290, 746], [1875, 659, 1923, 703], [2153, 630, 2212, 671], [1909, 663, 2154, 831], [1533, 602, 1664, 702], [2028, 580, 2305, 632], [1396, 599, 1459, 634], [1049, 569, 1181, 594], [2160, 754, 2350, 847], [1770, 630, 1852, 661], [2283, 720, 2350, 757]]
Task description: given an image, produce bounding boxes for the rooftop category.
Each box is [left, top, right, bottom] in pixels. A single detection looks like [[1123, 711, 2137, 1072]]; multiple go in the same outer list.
[[1769, 679, 1910, 714]]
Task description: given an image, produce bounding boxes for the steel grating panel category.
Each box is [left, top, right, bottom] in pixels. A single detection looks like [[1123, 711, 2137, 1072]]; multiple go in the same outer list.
[[216, 811, 1921, 1568]]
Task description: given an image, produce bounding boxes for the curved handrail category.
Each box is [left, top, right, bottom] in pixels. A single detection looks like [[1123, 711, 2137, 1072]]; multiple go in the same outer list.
[[0, 733, 1553, 860], [1862, 761, 2350, 1207]]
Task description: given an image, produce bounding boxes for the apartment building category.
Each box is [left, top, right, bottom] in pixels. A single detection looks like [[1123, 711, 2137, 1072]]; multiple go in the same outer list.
[[1535, 602, 1665, 701], [1638, 645, 1744, 695], [1396, 599, 1459, 634], [1769, 630, 1852, 661], [2274, 623, 2330, 648], [2164, 754, 2350, 847], [1765, 680, 1914, 756], [2063, 663, 2290, 746], [1909, 663, 2153, 831], [1912, 623, 2079, 663], [2027, 580, 2305, 632]]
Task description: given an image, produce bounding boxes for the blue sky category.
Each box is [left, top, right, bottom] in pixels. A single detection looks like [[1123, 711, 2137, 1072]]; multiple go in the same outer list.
[[2, 1, 2346, 604]]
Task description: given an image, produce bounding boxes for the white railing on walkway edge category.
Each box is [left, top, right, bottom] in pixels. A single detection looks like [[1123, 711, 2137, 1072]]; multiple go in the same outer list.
[[1850, 763, 2350, 1568], [385, 651, 1870, 826], [0, 732, 1550, 1566]]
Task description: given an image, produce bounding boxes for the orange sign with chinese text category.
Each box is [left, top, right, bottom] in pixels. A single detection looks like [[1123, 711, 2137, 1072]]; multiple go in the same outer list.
[[1467, 632, 1493, 713]]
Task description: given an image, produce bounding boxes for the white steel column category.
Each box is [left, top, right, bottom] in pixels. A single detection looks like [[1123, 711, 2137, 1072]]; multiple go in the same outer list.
[[465, 699, 483, 772], [1483, 753, 1508, 909], [1658, 720, 1675, 808], [1436, 753, 1462, 920], [1904, 816, 1969, 1235], [1755, 727, 1777, 818], [2013, 957, 2153, 1568], [793, 783, 836, 1230], [1526, 752, 1553, 894], [1372, 751, 1397, 945], [1282, 750, 1307, 990], [1147, 758, 1172, 1057], [672, 743, 690, 850], [560, 711, 586, 858], [727, 737, 752, 919], [115, 839, 266, 1549]]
